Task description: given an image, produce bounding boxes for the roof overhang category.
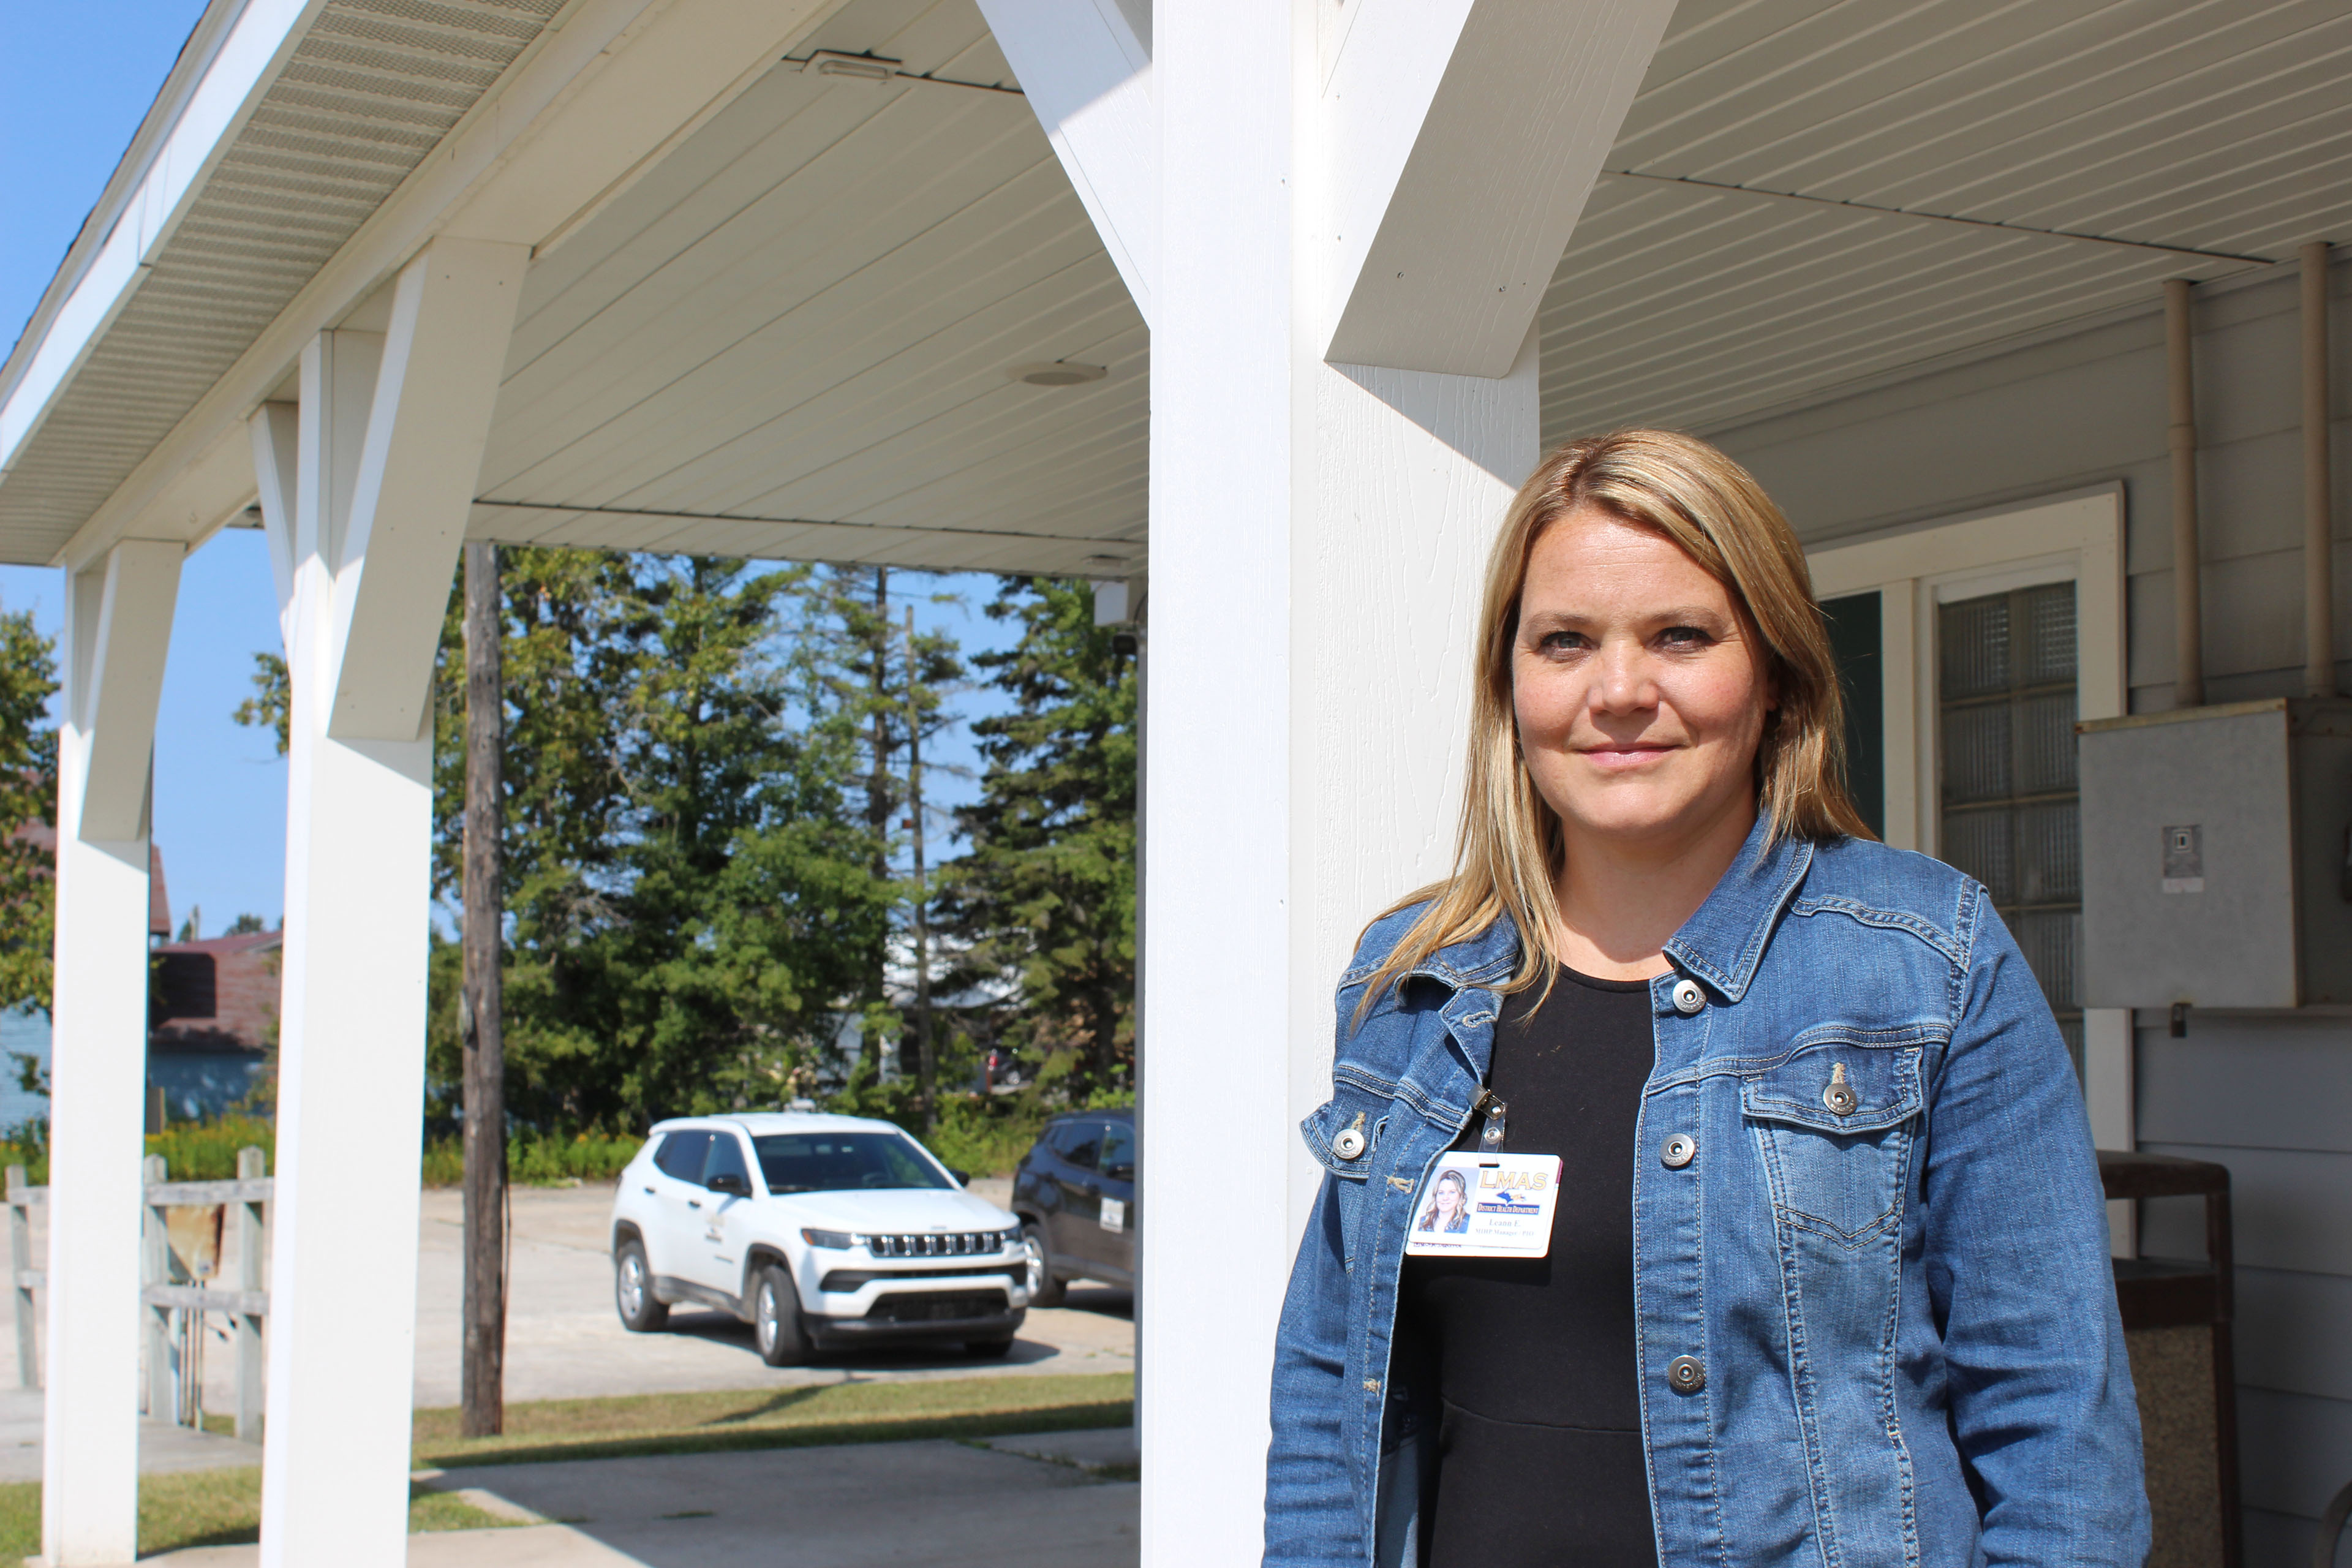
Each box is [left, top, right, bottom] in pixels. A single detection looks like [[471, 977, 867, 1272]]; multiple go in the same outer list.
[[6, 0, 2346, 577]]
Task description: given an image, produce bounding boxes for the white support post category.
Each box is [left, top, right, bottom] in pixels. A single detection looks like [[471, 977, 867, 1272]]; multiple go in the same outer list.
[[249, 236, 523, 1568], [974, 0, 1158, 322], [43, 538, 183, 1566], [985, 1, 1669, 1558], [1315, 0, 1675, 376]]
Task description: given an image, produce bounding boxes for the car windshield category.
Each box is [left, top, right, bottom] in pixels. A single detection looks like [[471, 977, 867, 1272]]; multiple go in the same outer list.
[[752, 1132, 953, 1194]]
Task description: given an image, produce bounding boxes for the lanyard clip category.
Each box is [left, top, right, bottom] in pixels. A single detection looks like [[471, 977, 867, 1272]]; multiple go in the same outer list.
[[1473, 1088, 1507, 1150]]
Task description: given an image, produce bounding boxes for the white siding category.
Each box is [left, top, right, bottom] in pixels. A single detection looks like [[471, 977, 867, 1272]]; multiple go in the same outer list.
[[1696, 257, 2352, 1568]]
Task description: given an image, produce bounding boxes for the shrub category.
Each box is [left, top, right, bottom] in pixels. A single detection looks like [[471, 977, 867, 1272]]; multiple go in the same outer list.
[[420, 1130, 643, 1189], [146, 1116, 274, 1180], [913, 1094, 1080, 1179], [0, 1116, 277, 1188]]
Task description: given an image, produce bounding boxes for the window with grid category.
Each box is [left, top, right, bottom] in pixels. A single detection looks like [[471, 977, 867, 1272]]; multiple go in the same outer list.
[[1937, 582, 2083, 1074]]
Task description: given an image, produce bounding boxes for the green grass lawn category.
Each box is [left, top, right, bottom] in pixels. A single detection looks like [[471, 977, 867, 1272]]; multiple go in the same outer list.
[[0, 1471, 519, 1560], [0, 1373, 1136, 1557], [410, 1370, 1136, 1468]]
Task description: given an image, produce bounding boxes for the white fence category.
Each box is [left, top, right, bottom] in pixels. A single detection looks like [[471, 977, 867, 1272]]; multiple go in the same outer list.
[[9, 1147, 271, 1440]]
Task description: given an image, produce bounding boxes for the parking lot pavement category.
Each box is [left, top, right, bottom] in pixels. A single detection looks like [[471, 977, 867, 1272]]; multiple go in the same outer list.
[[412, 1180, 1135, 1407], [0, 1176, 1128, 1447]]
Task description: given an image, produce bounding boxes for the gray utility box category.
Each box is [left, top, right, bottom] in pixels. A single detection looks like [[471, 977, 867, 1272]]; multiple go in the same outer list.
[[2079, 698, 2352, 1009]]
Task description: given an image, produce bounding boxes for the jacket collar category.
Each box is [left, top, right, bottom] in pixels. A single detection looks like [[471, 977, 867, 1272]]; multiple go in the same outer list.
[[1407, 909, 1522, 992], [1400, 813, 1813, 1005], [1662, 814, 1814, 1003]]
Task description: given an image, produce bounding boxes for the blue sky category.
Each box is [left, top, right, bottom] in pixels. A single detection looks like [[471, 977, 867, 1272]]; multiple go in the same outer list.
[[1, 4, 1019, 938]]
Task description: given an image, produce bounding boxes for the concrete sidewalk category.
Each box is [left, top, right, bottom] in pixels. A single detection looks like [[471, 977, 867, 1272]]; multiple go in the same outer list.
[[143, 1432, 1140, 1567], [0, 1390, 262, 1483]]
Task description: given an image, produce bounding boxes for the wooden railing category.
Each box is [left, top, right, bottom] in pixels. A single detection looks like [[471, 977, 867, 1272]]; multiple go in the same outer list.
[[8, 1148, 271, 1441]]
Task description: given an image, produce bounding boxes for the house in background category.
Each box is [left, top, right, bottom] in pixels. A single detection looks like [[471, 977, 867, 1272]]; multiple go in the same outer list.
[[0, 833, 274, 1126], [148, 928, 277, 1120]]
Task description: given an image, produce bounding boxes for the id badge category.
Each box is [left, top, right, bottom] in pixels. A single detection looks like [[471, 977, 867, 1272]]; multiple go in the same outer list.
[[1402, 1152, 1562, 1258]]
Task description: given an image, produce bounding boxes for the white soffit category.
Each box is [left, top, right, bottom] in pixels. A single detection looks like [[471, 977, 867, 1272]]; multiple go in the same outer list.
[[0, 0, 568, 566], [1539, 0, 2352, 445], [466, 0, 1148, 579], [15, 0, 2348, 581]]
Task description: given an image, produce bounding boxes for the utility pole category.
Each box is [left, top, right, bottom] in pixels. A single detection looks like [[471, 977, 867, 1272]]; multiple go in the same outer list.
[[459, 541, 507, 1439], [862, 568, 893, 1076], [905, 606, 935, 1128]]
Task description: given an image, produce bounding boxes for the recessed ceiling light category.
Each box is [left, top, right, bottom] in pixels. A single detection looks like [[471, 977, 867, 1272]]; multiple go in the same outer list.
[[1011, 362, 1108, 387]]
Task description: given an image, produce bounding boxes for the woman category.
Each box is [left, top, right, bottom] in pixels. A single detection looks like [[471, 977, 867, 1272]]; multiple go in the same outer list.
[[1414, 1169, 1470, 1234], [1264, 431, 2145, 1568]]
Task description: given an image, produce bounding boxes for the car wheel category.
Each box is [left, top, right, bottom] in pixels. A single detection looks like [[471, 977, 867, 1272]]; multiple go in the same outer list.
[[965, 1337, 1015, 1358], [1021, 1223, 1066, 1308], [753, 1262, 812, 1367], [614, 1238, 668, 1332]]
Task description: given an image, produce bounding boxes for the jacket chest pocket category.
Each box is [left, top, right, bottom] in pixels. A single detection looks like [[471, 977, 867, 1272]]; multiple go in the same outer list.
[[1742, 1043, 1924, 1248]]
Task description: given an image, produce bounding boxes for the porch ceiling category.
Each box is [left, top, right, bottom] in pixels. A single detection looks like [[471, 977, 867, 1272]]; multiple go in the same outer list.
[[1540, 0, 2352, 445], [466, 0, 1149, 578]]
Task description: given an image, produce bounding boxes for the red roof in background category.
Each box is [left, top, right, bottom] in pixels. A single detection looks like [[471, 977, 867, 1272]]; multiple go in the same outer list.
[[10, 822, 172, 937], [11, 819, 281, 1051], [151, 929, 281, 1055]]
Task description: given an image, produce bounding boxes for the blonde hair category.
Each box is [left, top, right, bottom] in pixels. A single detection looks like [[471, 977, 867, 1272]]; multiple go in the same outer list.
[[1360, 428, 1872, 1012]]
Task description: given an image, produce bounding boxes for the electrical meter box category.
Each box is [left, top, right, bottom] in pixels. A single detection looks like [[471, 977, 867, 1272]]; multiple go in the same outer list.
[[2079, 698, 2352, 1008]]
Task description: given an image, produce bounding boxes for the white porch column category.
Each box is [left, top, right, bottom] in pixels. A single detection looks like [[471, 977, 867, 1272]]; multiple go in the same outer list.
[[42, 541, 183, 1566], [247, 236, 522, 1568], [991, 0, 1672, 1557]]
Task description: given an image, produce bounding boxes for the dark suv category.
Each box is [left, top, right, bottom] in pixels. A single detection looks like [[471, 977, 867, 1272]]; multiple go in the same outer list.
[[1010, 1109, 1135, 1305]]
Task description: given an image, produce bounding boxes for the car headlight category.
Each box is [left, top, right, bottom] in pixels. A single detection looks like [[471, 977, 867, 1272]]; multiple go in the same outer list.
[[1001, 1226, 1023, 1250], [801, 1228, 856, 1250]]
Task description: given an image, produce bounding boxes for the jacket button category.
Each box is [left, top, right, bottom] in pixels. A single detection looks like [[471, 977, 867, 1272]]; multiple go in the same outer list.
[[1667, 1355, 1706, 1393], [1331, 1128, 1366, 1161], [1670, 978, 1705, 1015], [1660, 1134, 1697, 1169], [1823, 1061, 1858, 1117]]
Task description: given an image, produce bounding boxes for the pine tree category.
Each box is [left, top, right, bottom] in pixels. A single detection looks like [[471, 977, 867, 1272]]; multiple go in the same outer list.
[[938, 577, 1136, 1096], [414, 549, 897, 1131], [786, 568, 965, 1114]]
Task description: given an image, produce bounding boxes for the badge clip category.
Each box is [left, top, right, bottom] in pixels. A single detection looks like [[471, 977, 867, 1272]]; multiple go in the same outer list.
[[1474, 1088, 1507, 1150]]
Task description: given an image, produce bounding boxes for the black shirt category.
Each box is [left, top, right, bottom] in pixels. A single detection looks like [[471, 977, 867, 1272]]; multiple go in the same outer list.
[[1397, 968, 1659, 1568]]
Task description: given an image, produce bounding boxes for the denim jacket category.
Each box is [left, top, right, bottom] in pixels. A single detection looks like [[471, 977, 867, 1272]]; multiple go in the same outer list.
[[1265, 820, 2147, 1568]]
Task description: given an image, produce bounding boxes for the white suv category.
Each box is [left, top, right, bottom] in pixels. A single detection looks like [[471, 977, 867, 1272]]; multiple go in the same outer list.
[[609, 1112, 1030, 1364]]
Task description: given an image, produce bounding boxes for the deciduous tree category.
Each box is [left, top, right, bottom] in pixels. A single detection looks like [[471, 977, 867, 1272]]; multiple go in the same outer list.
[[0, 603, 59, 1016]]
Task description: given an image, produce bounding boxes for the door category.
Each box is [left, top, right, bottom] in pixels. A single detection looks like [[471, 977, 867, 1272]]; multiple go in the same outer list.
[[642, 1128, 712, 1279], [687, 1131, 757, 1300], [1045, 1118, 1107, 1264]]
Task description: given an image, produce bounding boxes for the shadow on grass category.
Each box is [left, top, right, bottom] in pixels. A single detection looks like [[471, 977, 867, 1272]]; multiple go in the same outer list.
[[703, 1382, 837, 1427]]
